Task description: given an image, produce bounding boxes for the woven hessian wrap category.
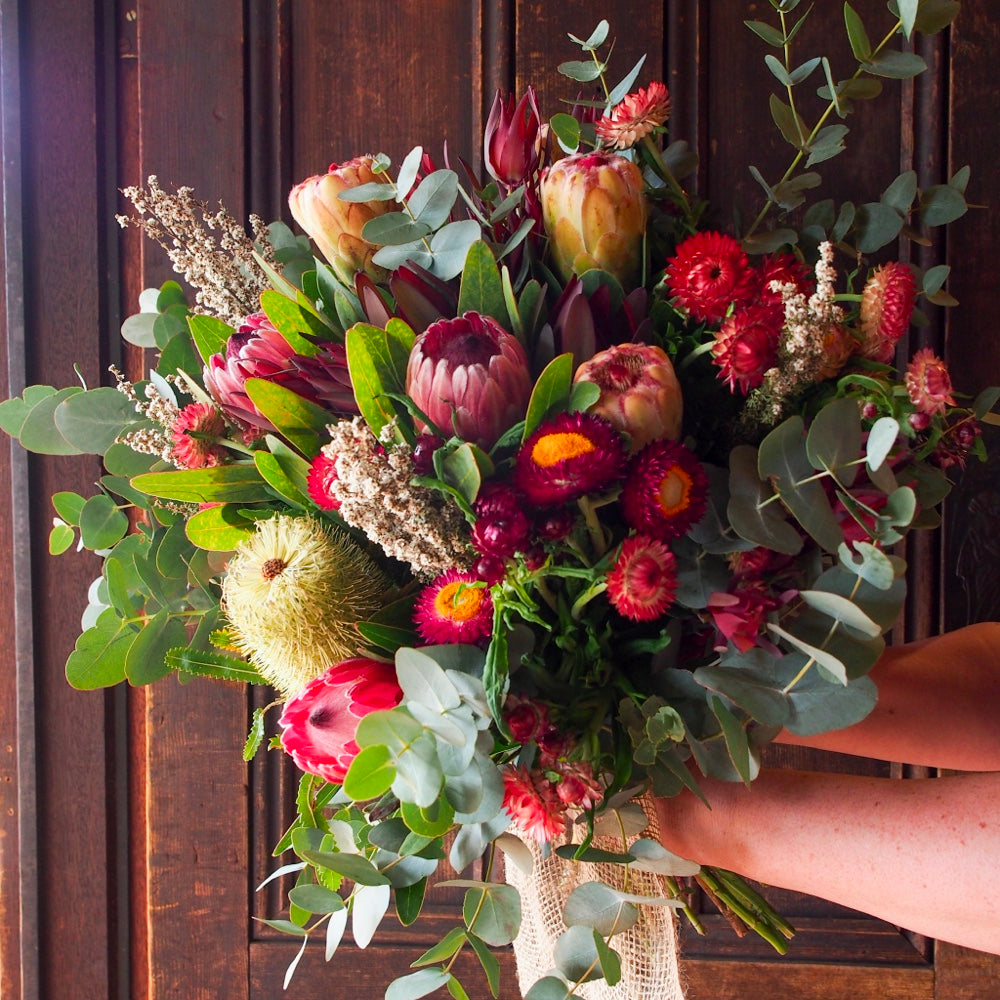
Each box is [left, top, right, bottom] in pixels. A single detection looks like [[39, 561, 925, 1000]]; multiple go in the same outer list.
[[504, 796, 686, 999]]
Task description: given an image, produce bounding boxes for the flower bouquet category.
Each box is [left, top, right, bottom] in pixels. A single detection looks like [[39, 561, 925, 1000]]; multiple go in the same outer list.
[[1, 4, 995, 999]]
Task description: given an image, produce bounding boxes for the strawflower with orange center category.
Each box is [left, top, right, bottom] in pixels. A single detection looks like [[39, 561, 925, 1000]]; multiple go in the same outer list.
[[414, 568, 494, 645], [620, 440, 709, 540], [905, 347, 955, 415], [514, 411, 628, 506]]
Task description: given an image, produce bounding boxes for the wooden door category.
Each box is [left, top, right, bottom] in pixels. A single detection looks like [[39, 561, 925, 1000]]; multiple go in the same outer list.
[[2, 1, 998, 998]]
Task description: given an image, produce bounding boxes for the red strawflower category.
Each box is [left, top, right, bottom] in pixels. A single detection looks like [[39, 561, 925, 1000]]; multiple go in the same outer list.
[[620, 440, 709, 541], [606, 534, 678, 622], [413, 569, 494, 645], [859, 262, 917, 363], [754, 252, 815, 306], [707, 585, 777, 653], [712, 304, 783, 394], [171, 402, 227, 469], [596, 81, 671, 150], [514, 411, 627, 506], [471, 487, 532, 558], [306, 452, 341, 511], [905, 347, 956, 416], [278, 658, 403, 784], [664, 231, 756, 324], [552, 760, 604, 810], [504, 695, 552, 745], [502, 766, 567, 841]]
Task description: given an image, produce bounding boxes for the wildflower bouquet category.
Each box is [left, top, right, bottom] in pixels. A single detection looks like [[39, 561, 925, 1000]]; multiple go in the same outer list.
[[2, 4, 994, 999]]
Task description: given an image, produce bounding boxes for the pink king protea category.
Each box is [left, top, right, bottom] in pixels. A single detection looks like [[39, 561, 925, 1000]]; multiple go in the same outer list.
[[405, 311, 532, 450]]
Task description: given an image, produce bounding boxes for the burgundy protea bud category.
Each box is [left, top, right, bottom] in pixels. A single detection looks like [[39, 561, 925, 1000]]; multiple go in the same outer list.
[[288, 156, 394, 284], [405, 312, 532, 450], [858, 262, 918, 363], [484, 87, 541, 187], [574, 342, 683, 452], [540, 151, 647, 288], [203, 313, 358, 431], [551, 276, 651, 367], [411, 432, 444, 475]]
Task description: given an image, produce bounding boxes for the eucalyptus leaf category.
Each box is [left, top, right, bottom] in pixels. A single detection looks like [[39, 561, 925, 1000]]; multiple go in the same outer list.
[[124, 608, 186, 685], [65, 608, 135, 689], [553, 925, 605, 984], [408, 170, 459, 229], [352, 883, 391, 948], [463, 884, 521, 946], [563, 882, 639, 937], [385, 969, 452, 1000]]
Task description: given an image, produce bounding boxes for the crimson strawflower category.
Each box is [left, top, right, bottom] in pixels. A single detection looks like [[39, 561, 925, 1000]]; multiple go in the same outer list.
[[606, 534, 678, 622], [595, 81, 671, 150], [502, 766, 567, 841], [413, 569, 494, 645], [665, 231, 756, 324], [620, 440, 709, 540], [171, 402, 227, 469], [712, 304, 783, 394], [858, 262, 917, 363], [905, 347, 955, 415], [514, 411, 628, 506], [306, 452, 341, 511]]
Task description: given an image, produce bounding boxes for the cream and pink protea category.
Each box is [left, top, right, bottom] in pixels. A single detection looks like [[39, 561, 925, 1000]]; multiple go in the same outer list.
[[596, 82, 671, 150], [574, 342, 683, 451], [278, 658, 403, 784], [606, 534, 678, 622], [413, 568, 494, 645], [405, 311, 532, 451], [858, 261, 918, 363], [665, 230, 757, 324], [170, 402, 227, 469], [905, 346, 955, 415], [514, 411, 628, 506], [540, 150, 647, 288], [620, 439, 709, 540], [204, 313, 356, 432], [287, 156, 395, 284]]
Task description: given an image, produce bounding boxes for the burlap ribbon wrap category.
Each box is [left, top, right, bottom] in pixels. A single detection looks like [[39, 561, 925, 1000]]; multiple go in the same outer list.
[[503, 798, 686, 999]]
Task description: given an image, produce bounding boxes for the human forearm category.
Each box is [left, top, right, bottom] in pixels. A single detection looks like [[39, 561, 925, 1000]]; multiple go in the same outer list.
[[776, 622, 1000, 770], [656, 770, 1000, 955]]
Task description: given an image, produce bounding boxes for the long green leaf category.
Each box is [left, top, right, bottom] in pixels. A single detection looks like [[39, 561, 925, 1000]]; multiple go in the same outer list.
[[131, 464, 269, 503]]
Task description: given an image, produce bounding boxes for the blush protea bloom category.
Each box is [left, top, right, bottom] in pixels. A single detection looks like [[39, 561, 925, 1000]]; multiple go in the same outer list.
[[514, 411, 628, 506], [278, 658, 403, 784], [712, 304, 783, 394], [620, 440, 709, 540], [596, 81, 671, 150], [306, 452, 341, 511], [858, 261, 918, 363], [484, 87, 541, 187], [204, 313, 357, 432], [288, 156, 395, 283], [905, 347, 955, 415], [540, 151, 647, 288], [574, 342, 683, 452], [502, 766, 567, 841], [170, 402, 227, 469], [413, 568, 494, 645], [606, 534, 678, 622], [665, 231, 756, 324], [405, 312, 532, 450]]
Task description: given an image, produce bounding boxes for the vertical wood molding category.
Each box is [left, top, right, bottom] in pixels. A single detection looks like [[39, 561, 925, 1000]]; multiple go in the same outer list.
[[0, 0, 39, 995]]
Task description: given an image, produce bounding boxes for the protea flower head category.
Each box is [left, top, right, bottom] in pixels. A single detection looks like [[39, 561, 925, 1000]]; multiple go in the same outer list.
[[540, 150, 647, 289], [858, 261, 917, 363], [222, 514, 390, 696], [484, 87, 541, 187], [405, 311, 532, 450], [288, 156, 395, 283], [278, 658, 403, 784], [574, 342, 683, 451], [203, 313, 357, 432], [550, 276, 651, 367]]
